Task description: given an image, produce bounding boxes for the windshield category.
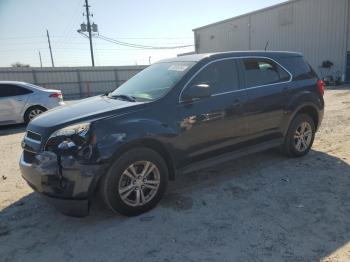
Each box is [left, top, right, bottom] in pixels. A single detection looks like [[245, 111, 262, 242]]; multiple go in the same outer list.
[[110, 61, 195, 102]]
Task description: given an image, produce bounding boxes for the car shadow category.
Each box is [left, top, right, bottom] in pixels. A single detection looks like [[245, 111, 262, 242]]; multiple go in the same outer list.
[[0, 149, 350, 261], [0, 124, 26, 137]]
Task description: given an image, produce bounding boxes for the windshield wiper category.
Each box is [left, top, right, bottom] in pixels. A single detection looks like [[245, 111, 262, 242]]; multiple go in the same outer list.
[[108, 94, 137, 102]]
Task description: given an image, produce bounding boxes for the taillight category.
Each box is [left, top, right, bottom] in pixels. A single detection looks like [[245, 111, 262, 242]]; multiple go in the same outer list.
[[317, 80, 325, 96], [49, 92, 63, 99]]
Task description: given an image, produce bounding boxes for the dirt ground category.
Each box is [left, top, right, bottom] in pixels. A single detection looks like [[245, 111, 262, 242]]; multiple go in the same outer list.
[[0, 86, 350, 262]]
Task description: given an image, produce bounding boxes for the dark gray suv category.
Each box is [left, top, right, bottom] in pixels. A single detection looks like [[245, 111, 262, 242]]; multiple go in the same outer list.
[[20, 51, 325, 217]]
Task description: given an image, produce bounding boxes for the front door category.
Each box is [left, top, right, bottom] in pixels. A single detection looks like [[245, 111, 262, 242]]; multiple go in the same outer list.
[[176, 59, 248, 164]]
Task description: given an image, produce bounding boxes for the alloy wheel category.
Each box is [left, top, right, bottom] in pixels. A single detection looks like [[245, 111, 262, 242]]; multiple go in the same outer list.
[[118, 161, 160, 207], [293, 122, 313, 152]]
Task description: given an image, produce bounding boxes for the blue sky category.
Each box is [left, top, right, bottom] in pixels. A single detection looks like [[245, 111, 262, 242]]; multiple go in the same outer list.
[[0, 0, 284, 67]]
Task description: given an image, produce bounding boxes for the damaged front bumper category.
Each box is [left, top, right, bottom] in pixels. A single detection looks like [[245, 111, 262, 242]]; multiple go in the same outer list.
[[19, 150, 105, 217]]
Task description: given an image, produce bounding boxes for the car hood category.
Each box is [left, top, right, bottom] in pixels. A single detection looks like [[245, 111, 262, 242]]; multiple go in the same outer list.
[[28, 95, 146, 135]]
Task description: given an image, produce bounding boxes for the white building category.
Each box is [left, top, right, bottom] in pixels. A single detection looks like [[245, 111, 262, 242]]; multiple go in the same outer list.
[[193, 0, 349, 82]]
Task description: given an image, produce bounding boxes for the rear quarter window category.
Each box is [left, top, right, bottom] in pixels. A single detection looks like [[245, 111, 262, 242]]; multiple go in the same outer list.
[[279, 56, 317, 81]]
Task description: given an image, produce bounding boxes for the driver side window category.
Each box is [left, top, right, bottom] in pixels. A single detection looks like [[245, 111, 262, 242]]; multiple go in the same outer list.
[[189, 59, 240, 95]]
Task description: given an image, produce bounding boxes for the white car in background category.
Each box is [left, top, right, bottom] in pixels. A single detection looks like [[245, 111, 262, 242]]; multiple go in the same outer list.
[[0, 81, 65, 125]]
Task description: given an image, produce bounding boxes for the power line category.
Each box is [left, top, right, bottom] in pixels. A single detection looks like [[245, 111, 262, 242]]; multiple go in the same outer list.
[[0, 40, 193, 47], [0, 41, 48, 45], [54, 36, 193, 40], [55, 0, 84, 48], [68, 36, 191, 39], [0, 36, 193, 44], [95, 34, 194, 50], [0, 36, 45, 40], [0, 48, 189, 52]]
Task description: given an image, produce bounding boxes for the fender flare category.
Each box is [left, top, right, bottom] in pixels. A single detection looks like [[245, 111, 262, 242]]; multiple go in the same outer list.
[[283, 101, 322, 137]]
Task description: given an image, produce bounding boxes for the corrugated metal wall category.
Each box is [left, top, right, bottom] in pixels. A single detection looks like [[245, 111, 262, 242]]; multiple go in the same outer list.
[[194, 0, 348, 80], [0, 66, 147, 99], [195, 16, 250, 52]]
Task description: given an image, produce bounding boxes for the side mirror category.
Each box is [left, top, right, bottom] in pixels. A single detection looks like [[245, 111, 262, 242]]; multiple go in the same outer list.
[[182, 83, 211, 102]]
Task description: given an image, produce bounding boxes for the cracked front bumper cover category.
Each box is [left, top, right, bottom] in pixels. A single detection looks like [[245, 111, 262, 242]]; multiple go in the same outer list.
[[19, 151, 105, 217]]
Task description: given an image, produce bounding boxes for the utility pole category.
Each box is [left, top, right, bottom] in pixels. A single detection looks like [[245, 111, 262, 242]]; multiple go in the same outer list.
[[84, 0, 95, 67], [46, 29, 55, 67], [38, 51, 43, 68]]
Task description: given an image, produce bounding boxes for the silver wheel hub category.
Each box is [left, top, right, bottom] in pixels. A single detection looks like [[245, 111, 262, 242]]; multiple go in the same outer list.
[[294, 122, 312, 152], [118, 161, 160, 207]]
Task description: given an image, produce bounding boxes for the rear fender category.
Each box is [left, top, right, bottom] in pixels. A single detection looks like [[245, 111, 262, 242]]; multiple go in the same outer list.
[[282, 91, 323, 136]]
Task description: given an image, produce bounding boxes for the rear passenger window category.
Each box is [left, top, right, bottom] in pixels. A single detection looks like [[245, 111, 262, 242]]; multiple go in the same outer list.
[[242, 58, 290, 88], [0, 84, 32, 97], [189, 60, 239, 94]]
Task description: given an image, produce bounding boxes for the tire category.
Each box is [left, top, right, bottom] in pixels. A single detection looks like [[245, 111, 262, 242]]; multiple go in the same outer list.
[[283, 114, 316, 157], [24, 106, 46, 124], [100, 147, 168, 216]]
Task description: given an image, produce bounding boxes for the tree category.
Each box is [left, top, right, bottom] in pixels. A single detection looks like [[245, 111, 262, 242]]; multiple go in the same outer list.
[[11, 62, 30, 68]]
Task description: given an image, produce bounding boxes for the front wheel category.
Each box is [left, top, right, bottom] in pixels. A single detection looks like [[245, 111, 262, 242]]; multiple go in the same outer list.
[[283, 114, 316, 157], [100, 147, 168, 216]]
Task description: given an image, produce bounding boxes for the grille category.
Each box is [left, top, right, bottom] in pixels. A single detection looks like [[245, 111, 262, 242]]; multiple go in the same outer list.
[[26, 130, 42, 142], [23, 150, 36, 164]]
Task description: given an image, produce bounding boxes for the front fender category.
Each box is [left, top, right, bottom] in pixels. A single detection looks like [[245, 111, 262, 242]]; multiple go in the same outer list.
[[93, 117, 177, 163]]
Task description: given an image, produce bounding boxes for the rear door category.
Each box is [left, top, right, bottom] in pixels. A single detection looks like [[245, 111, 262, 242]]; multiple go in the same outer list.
[[239, 57, 292, 143], [176, 59, 248, 163], [0, 84, 32, 123]]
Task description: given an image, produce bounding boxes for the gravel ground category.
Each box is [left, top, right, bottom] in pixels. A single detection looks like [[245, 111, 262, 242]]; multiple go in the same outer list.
[[0, 87, 350, 262]]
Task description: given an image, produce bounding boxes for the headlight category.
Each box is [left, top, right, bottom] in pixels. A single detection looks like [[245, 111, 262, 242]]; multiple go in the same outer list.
[[49, 122, 90, 139]]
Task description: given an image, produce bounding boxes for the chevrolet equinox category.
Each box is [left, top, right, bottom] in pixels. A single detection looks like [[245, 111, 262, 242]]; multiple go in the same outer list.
[[20, 51, 325, 217]]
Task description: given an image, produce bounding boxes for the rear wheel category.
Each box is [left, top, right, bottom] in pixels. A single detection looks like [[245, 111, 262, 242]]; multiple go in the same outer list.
[[100, 147, 168, 216], [283, 114, 316, 157], [24, 106, 46, 123]]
